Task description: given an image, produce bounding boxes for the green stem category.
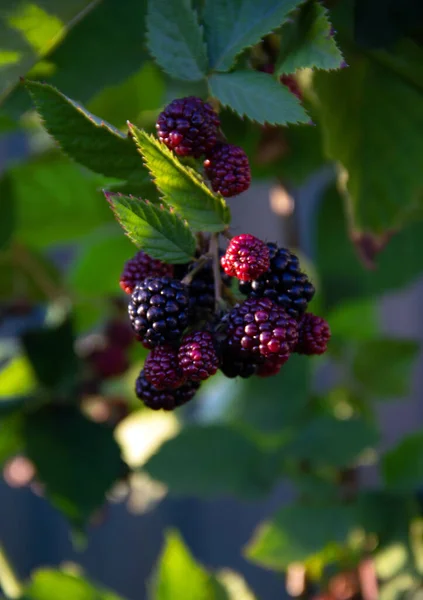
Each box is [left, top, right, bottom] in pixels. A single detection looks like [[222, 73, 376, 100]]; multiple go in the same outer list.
[[0, 545, 23, 599], [209, 234, 222, 310]]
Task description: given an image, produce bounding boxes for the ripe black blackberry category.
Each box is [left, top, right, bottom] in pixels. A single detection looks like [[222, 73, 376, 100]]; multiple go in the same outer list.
[[120, 250, 173, 295], [204, 143, 251, 197], [156, 97, 220, 157], [135, 370, 200, 410], [128, 277, 191, 346], [219, 349, 258, 379], [221, 296, 298, 365], [144, 344, 185, 390], [178, 330, 219, 382], [295, 313, 331, 355], [239, 243, 315, 319], [175, 255, 232, 313]]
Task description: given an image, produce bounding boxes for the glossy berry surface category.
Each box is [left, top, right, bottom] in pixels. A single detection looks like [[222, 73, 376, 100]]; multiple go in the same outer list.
[[144, 344, 185, 390], [178, 330, 219, 382], [221, 234, 270, 281], [295, 313, 331, 355], [135, 370, 200, 410], [222, 297, 298, 365], [219, 348, 258, 379], [120, 251, 173, 295], [239, 243, 315, 319], [128, 277, 191, 346], [156, 96, 220, 157], [204, 143, 251, 197]]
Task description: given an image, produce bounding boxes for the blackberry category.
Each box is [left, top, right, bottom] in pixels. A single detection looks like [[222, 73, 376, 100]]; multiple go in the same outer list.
[[120, 250, 173, 295], [144, 344, 185, 390], [175, 255, 232, 313], [156, 96, 220, 157], [204, 143, 251, 197], [295, 313, 331, 355], [88, 346, 129, 379], [135, 370, 200, 410], [178, 330, 219, 382], [222, 297, 298, 365], [221, 234, 270, 281], [239, 243, 315, 319], [105, 319, 134, 350], [128, 277, 191, 346], [219, 349, 258, 379], [256, 357, 284, 378]]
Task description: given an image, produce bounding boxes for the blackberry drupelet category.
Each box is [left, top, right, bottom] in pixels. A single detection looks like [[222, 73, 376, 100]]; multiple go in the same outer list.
[[239, 243, 315, 319], [128, 277, 191, 346], [135, 370, 200, 410], [295, 313, 331, 355], [219, 348, 258, 379], [178, 330, 219, 381], [144, 344, 185, 390], [221, 297, 298, 366], [204, 143, 251, 197], [221, 234, 270, 281], [120, 250, 173, 295], [156, 97, 220, 157]]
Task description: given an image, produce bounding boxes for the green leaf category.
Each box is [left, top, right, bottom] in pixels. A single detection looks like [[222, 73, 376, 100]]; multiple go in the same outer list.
[[0, 414, 23, 466], [209, 71, 309, 125], [24, 568, 125, 600], [0, 175, 15, 250], [105, 193, 196, 264], [129, 126, 230, 231], [0, 355, 37, 399], [316, 184, 423, 308], [353, 339, 419, 399], [245, 502, 356, 570], [326, 298, 379, 342], [21, 316, 78, 390], [24, 406, 123, 525], [382, 432, 423, 492], [0, 0, 95, 103], [145, 424, 278, 499], [6, 154, 112, 248], [276, 1, 344, 74], [151, 529, 218, 600], [229, 354, 310, 434], [68, 231, 135, 298], [284, 415, 378, 467], [313, 49, 423, 234], [25, 80, 145, 181], [203, 0, 303, 71], [146, 0, 207, 82]]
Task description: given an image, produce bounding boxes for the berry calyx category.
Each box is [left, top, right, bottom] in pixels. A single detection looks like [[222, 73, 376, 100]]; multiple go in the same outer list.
[[295, 313, 331, 355], [239, 243, 315, 319], [156, 97, 220, 157], [135, 370, 200, 410], [120, 250, 173, 295], [178, 330, 219, 382], [222, 297, 298, 365], [204, 143, 251, 197], [144, 344, 185, 390], [221, 234, 270, 281], [128, 277, 192, 346]]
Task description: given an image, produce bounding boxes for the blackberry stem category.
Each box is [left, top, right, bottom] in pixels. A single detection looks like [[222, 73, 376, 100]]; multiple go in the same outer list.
[[209, 234, 222, 309], [181, 256, 209, 285]]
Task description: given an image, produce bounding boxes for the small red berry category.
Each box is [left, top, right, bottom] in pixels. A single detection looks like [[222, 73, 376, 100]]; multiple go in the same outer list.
[[156, 97, 220, 157], [221, 234, 270, 281], [135, 370, 200, 410], [178, 331, 219, 382], [120, 251, 173, 295], [144, 344, 185, 390], [204, 143, 251, 197], [256, 357, 284, 378], [295, 313, 331, 355]]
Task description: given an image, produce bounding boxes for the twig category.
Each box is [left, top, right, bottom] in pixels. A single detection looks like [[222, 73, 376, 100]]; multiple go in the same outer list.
[[209, 234, 222, 309], [0, 545, 22, 599], [181, 256, 209, 285]]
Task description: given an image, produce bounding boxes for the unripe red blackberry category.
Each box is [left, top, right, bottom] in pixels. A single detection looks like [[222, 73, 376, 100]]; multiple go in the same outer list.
[[222, 297, 298, 365], [256, 357, 284, 378], [178, 330, 219, 382], [144, 344, 185, 390], [120, 250, 173, 295], [156, 97, 220, 157], [204, 143, 251, 197], [135, 370, 200, 410], [105, 319, 134, 350], [239, 243, 315, 319], [221, 234, 270, 281], [128, 277, 191, 346], [295, 313, 331, 355]]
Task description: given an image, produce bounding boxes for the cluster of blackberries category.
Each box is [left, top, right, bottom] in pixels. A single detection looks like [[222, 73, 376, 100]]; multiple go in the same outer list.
[[156, 96, 251, 198], [121, 233, 330, 411]]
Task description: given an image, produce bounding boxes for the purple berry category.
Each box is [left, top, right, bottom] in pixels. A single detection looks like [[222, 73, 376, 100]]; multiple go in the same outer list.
[[221, 234, 270, 281], [204, 143, 251, 197], [144, 344, 185, 390], [178, 331, 219, 382], [120, 251, 173, 295], [295, 313, 331, 355], [135, 370, 200, 410]]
